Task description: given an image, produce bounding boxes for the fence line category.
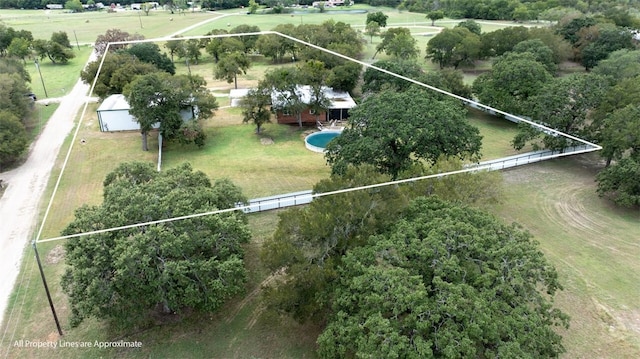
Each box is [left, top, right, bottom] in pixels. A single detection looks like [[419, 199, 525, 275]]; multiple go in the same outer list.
[[239, 190, 314, 214], [243, 145, 595, 214]]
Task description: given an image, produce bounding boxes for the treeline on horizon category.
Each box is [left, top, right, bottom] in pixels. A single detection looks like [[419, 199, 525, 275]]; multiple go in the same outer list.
[[2, 0, 640, 22]]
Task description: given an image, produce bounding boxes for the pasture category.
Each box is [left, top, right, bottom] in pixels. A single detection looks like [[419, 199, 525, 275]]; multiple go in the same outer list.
[[0, 6, 638, 359]]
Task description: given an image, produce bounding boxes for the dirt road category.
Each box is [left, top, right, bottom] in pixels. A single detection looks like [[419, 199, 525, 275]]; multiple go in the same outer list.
[[0, 10, 242, 329], [0, 74, 92, 325]]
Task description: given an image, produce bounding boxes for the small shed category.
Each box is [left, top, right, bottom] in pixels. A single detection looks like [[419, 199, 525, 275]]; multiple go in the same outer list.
[[229, 88, 250, 107], [96, 94, 195, 132], [96, 94, 156, 132]]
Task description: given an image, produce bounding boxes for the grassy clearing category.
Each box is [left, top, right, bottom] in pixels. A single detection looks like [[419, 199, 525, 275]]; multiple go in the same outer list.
[[27, 46, 93, 101], [491, 155, 640, 358], [0, 9, 216, 43], [466, 108, 521, 160], [163, 108, 330, 198]]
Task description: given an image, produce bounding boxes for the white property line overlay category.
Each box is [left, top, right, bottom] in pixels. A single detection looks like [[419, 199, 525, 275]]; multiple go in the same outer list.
[[36, 31, 601, 244]]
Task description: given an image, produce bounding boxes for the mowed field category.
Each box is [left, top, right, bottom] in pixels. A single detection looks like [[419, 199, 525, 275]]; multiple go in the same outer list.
[[493, 156, 640, 358], [1, 7, 639, 358]]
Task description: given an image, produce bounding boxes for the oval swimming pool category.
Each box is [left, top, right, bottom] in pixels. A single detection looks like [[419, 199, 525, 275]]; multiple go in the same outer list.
[[305, 130, 342, 153]]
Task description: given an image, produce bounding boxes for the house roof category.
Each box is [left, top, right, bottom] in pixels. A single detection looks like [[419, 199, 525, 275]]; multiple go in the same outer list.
[[271, 85, 356, 110], [97, 94, 130, 112]]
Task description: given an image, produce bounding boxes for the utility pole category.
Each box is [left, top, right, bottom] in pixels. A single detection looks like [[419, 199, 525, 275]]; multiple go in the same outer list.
[[34, 58, 49, 98], [73, 30, 80, 50], [33, 241, 63, 336]]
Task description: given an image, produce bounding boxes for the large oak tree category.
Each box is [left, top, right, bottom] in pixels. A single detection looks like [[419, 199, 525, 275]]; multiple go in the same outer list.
[[61, 162, 250, 328], [472, 52, 552, 116], [325, 88, 482, 179], [124, 72, 218, 151], [317, 197, 569, 358]]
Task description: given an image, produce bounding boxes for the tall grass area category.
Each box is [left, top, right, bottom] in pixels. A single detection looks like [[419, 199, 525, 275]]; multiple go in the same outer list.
[[490, 156, 640, 358]]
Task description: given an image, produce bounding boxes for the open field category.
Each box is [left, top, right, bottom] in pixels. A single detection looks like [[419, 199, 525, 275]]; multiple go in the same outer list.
[[492, 155, 640, 358], [0, 9, 217, 43], [25, 46, 93, 103], [1, 7, 638, 359]]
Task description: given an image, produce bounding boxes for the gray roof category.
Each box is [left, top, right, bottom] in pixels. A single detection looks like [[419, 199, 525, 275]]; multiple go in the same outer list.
[[97, 94, 130, 112], [271, 85, 356, 109]]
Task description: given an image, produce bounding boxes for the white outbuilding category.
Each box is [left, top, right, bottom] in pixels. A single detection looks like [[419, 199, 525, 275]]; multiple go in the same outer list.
[[96, 94, 195, 132]]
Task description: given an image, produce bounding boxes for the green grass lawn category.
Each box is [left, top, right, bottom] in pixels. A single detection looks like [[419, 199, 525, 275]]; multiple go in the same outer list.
[[162, 108, 330, 198], [490, 156, 640, 358], [466, 108, 523, 160], [1, 7, 637, 359], [0, 9, 217, 43], [27, 46, 93, 101]]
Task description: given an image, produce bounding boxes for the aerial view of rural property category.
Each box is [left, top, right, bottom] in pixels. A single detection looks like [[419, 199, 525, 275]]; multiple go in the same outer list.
[[0, 0, 638, 357]]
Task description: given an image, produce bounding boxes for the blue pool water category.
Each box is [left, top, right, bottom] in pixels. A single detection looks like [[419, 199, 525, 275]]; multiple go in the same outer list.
[[305, 131, 341, 152]]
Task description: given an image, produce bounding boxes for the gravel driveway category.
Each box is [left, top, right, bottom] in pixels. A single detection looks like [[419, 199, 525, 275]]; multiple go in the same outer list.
[[0, 70, 92, 326]]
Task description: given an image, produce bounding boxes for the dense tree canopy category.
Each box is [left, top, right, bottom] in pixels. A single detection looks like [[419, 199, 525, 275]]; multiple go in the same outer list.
[[0, 111, 27, 171], [366, 11, 388, 27], [124, 72, 218, 150], [325, 88, 482, 179], [597, 156, 640, 207], [426, 27, 481, 69], [125, 42, 176, 75], [326, 61, 361, 93], [317, 197, 569, 358], [295, 21, 364, 68], [480, 26, 530, 58], [32, 31, 75, 64], [426, 9, 444, 25], [512, 39, 558, 74], [473, 52, 552, 116], [362, 59, 423, 93], [255, 24, 297, 63], [512, 73, 607, 151], [61, 162, 250, 328], [422, 68, 473, 99], [229, 24, 261, 54], [455, 19, 482, 36], [81, 52, 160, 99], [373, 27, 416, 59], [0, 57, 30, 83], [94, 28, 144, 56], [0, 72, 32, 121], [261, 167, 412, 323], [579, 25, 635, 70]]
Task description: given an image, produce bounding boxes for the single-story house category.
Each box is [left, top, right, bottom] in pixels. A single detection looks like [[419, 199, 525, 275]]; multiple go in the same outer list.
[[271, 85, 356, 125], [96, 94, 195, 132]]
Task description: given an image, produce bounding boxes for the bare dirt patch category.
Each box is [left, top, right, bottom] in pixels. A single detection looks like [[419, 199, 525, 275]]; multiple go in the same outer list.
[[45, 245, 65, 265], [260, 137, 274, 145]]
